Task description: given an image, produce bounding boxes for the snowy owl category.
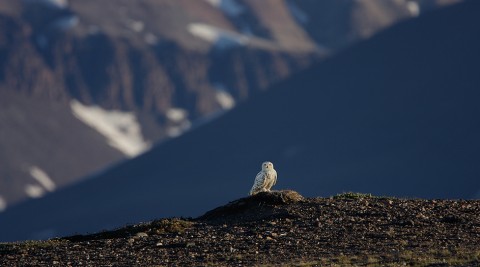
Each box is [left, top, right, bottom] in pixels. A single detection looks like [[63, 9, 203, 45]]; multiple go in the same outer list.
[[249, 161, 277, 195]]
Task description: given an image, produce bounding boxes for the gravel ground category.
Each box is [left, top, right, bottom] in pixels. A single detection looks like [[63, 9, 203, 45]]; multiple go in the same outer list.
[[1, 191, 479, 266]]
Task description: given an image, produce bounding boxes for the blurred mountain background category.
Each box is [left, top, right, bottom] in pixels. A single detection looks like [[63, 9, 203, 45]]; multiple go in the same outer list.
[[1, 0, 477, 241]]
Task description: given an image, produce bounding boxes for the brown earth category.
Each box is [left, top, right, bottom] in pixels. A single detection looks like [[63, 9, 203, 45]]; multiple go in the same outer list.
[[1, 191, 479, 266]]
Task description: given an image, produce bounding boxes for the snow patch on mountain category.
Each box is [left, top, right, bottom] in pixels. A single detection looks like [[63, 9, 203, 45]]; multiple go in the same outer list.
[[188, 23, 249, 49], [166, 121, 191, 138], [25, 184, 45, 198], [0, 196, 6, 212], [29, 166, 56, 192], [215, 87, 235, 110], [24, 0, 68, 9], [166, 108, 191, 138], [204, 0, 244, 17], [406, 1, 420, 17], [70, 100, 151, 157], [127, 19, 145, 33], [166, 108, 188, 123]]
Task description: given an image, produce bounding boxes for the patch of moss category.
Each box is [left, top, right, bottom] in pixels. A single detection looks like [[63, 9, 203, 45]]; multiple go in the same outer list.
[[19, 239, 67, 249], [151, 219, 194, 235], [332, 192, 375, 199]]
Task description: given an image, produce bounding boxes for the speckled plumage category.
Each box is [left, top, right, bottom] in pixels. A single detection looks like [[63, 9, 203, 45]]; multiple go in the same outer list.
[[249, 161, 277, 195]]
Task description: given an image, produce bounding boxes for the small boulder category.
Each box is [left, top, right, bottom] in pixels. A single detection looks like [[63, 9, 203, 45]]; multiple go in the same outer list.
[[197, 190, 303, 223]]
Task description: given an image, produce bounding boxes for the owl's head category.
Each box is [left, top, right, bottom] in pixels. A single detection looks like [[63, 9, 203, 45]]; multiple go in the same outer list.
[[261, 161, 274, 170]]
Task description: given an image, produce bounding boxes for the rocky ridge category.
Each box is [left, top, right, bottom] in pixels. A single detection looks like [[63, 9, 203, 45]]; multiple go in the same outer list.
[[1, 191, 479, 266]]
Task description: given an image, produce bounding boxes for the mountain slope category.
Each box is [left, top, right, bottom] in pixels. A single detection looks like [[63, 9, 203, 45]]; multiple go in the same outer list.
[[0, 0, 320, 208], [0, 90, 124, 210], [1, 1, 480, 241], [0, 0, 458, 209]]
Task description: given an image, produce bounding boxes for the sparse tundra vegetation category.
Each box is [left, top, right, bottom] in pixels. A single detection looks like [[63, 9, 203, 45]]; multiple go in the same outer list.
[[1, 191, 479, 266]]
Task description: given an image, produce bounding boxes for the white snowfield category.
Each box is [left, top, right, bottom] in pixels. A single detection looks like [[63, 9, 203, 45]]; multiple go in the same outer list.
[[406, 1, 420, 17], [188, 23, 249, 48], [204, 0, 244, 17], [25, 184, 45, 198], [165, 108, 191, 138], [29, 166, 56, 192], [24, 166, 56, 199], [127, 19, 145, 33], [166, 121, 191, 138], [0, 195, 6, 212], [215, 88, 235, 110], [24, 0, 68, 9], [70, 100, 151, 157], [166, 108, 188, 123]]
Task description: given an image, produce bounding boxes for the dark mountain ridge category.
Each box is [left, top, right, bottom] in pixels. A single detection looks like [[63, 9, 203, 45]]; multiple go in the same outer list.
[[1, 1, 479, 241]]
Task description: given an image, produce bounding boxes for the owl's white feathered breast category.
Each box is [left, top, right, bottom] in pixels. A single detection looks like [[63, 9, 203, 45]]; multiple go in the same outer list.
[[249, 161, 277, 195]]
